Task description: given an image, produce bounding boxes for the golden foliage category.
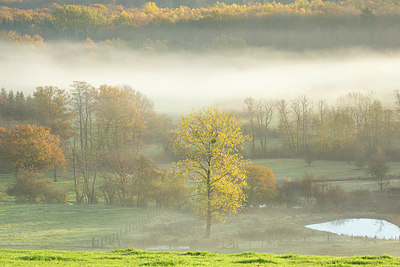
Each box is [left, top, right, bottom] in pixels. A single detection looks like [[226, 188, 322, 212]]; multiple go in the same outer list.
[[245, 164, 277, 206], [1, 1, 400, 30], [0, 124, 65, 171], [172, 107, 249, 227]]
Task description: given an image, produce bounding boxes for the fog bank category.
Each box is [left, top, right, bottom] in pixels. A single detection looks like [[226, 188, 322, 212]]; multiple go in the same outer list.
[[1, 43, 399, 114]]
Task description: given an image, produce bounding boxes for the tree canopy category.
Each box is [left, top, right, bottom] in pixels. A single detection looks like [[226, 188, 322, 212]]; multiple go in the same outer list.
[[172, 107, 249, 238], [0, 124, 65, 172]]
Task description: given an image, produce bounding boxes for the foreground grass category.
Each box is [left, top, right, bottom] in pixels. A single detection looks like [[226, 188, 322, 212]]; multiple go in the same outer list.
[[0, 249, 398, 266]]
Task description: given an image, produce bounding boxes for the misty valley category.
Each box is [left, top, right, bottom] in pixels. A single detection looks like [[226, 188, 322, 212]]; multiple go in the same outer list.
[[2, 0, 400, 265]]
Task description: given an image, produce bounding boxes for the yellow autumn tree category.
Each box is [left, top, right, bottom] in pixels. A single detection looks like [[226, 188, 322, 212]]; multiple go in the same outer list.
[[172, 107, 249, 238]]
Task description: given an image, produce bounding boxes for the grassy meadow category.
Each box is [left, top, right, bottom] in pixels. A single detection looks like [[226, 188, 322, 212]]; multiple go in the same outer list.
[[1, 202, 400, 256], [2, 158, 400, 257]]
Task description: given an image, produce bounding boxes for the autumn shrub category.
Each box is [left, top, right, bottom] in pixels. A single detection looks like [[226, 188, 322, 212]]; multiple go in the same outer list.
[[7, 171, 67, 203], [42, 186, 67, 204]]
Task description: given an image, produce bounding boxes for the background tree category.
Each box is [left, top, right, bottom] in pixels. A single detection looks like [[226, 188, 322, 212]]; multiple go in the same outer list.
[[33, 86, 74, 181], [244, 97, 274, 156], [172, 107, 248, 238], [367, 147, 390, 193], [243, 97, 257, 154], [71, 81, 98, 204], [277, 178, 299, 208], [277, 99, 296, 155], [98, 150, 135, 206]]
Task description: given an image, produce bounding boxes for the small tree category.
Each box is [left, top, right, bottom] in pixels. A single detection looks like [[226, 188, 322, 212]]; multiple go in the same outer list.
[[298, 173, 317, 206], [367, 147, 389, 193], [245, 165, 277, 207], [304, 146, 314, 166], [172, 107, 248, 238], [277, 178, 299, 208], [1, 125, 66, 203]]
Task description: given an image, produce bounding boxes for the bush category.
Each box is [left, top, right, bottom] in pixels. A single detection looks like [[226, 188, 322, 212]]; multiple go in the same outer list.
[[7, 170, 67, 203], [315, 183, 348, 208]]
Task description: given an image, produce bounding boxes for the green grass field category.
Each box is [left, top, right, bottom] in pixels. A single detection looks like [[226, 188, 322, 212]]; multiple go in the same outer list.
[[252, 159, 400, 181], [0, 249, 398, 266], [0, 204, 148, 249], [1, 203, 400, 257]]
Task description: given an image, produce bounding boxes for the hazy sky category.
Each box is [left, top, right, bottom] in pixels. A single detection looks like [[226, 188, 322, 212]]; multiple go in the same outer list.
[[1, 43, 400, 114]]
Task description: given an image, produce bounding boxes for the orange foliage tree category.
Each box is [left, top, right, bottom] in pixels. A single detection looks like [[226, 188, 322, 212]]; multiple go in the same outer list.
[[0, 124, 65, 172], [245, 164, 277, 207]]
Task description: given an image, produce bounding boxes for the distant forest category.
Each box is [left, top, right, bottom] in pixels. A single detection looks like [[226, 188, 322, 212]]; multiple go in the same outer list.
[[1, 0, 400, 50], [0, 0, 341, 9]]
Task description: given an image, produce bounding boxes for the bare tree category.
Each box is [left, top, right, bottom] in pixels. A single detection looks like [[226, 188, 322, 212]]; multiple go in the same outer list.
[[71, 81, 98, 204], [254, 98, 274, 156]]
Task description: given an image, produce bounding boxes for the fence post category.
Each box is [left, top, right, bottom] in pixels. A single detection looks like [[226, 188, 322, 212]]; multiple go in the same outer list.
[[92, 237, 95, 248]]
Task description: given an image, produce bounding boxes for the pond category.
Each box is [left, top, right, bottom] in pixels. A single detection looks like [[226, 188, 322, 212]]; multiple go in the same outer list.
[[305, 218, 400, 239]]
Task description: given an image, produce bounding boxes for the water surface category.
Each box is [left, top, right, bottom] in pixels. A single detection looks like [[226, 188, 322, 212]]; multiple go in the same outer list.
[[305, 218, 400, 239]]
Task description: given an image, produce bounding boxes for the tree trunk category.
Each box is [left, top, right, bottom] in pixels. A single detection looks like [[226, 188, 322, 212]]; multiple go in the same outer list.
[[53, 167, 57, 182], [205, 210, 211, 238]]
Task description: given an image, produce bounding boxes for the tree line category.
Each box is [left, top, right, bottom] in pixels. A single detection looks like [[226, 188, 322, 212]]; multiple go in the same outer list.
[[0, 83, 179, 208], [242, 92, 400, 164], [2, 87, 399, 167], [1, 0, 399, 51]]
